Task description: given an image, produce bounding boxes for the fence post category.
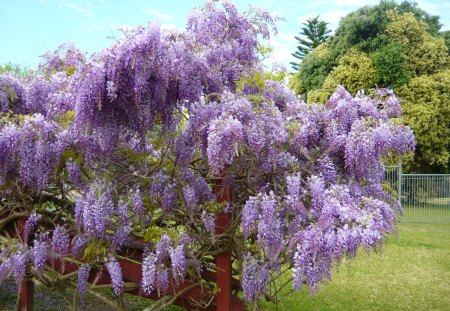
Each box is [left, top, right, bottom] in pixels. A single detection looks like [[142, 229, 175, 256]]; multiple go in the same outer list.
[[215, 169, 233, 310], [14, 169, 241, 311], [18, 218, 34, 311], [398, 161, 402, 207], [19, 276, 34, 311]]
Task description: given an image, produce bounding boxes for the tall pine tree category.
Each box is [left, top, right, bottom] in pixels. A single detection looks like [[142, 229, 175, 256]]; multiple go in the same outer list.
[[291, 16, 331, 71]]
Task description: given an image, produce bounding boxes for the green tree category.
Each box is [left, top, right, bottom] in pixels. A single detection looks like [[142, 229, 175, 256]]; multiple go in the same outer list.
[[309, 48, 376, 103], [371, 41, 410, 87], [290, 16, 331, 71], [294, 1, 443, 94], [289, 1, 450, 173], [329, 1, 442, 56], [398, 70, 450, 173], [296, 43, 337, 97], [385, 10, 448, 76], [440, 30, 450, 54]]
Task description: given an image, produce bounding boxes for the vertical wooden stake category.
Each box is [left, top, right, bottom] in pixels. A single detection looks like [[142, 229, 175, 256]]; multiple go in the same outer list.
[[18, 217, 34, 311], [19, 277, 34, 311], [215, 169, 233, 311]]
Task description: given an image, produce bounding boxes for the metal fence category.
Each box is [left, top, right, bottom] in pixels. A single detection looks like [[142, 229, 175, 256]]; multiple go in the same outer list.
[[384, 165, 450, 222]]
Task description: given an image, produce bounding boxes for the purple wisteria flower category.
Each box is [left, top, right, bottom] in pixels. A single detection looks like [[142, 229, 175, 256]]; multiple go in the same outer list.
[[33, 233, 49, 272], [12, 251, 29, 290], [201, 211, 215, 237], [141, 253, 156, 295], [0, 259, 12, 285], [66, 159, 81, 184], [170, 244, 186, 285], [155, 235, 172, 264], [23, 212, 41, 242], [77, 264, 91, 299], [106, 258, 123, 296], [131, 189, 144, 216], [51, 225, 70, 256], [156, 269, 169, 295]]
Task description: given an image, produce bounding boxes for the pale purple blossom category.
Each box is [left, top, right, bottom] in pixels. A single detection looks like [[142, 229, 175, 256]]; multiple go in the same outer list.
[[33, 233, 49, 272], [156, 269, 169, 295], [23, 212, 41, 242], [201, 211, 215, 236], [106, 258, 123, 296], [77, 264, 91, 299], [141, 253, 156, 295], [52, 225, 70, 256], [170, 244, 186, 285], [131, 189, 144, 216]]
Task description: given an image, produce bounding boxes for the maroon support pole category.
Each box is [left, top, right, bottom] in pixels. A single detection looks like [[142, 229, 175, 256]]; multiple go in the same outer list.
[[215, 170, 233, 311], [19, 275, 34, 311], [18, 218, 34, 311]]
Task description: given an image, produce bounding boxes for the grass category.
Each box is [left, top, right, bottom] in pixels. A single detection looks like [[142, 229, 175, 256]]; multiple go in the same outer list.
[[260, 221, 450, 310], [401, 205, 450, 222]]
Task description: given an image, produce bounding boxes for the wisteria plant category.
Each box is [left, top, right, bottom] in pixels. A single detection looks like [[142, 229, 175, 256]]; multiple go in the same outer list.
[[0, 1, 414, 309]]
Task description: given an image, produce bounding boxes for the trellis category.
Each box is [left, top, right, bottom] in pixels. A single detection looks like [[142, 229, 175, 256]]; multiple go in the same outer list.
[[5, 171, 244, 311]]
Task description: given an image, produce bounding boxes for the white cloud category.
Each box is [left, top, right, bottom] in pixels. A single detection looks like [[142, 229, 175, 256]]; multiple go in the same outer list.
[[322, 10, 348, 25], [334, 0, 377, 7], [67, 2, 94, 19], [146, 8, 172, 21], [296, 10, 347, 31], [160, 24, 180, 32], [265, 38, 295, 69], [278, 32, 296, 43]]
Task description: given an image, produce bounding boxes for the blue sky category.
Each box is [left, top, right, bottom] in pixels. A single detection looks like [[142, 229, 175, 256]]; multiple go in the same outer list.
[[1, 0, 449, 70]]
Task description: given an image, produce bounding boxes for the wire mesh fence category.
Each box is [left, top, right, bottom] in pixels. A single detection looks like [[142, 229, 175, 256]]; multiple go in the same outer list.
[[384, 165, 450, 222]]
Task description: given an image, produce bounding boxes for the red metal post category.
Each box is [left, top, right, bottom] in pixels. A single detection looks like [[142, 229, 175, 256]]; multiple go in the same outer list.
[[10, 166, 244, 311], [19, 273, 34, 311], [215, 169, 233, 311], [18, 218, 34, 311]]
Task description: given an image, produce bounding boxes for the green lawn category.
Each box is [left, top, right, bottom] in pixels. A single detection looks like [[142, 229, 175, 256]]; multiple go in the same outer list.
[[401, 205, 450, 222], [260, 222, 450, 310]]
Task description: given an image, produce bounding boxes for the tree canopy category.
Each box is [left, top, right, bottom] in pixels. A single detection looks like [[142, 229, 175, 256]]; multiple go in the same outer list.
[[290, 16, 331, 71], [398, 70, 450, 172], [292, 0, 449, 173]]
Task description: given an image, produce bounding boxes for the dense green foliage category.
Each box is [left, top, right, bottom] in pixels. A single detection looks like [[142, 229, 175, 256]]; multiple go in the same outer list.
[[296, 1, 446, 95], [320, 48, 376, 99], [292, 0, 450, 173], [385, 10, 448, 76], [290, 16, 331, 71], [398, 70, 450, 172], [441, 30, 450, 53], [329, 0, 441, 55], [296, 43, 335, 96], [371, 42, 410, 87]]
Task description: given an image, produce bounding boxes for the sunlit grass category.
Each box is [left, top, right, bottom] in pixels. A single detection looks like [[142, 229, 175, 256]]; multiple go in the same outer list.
[[260, 222, 450, 310], [402, 205, 450, 222]]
